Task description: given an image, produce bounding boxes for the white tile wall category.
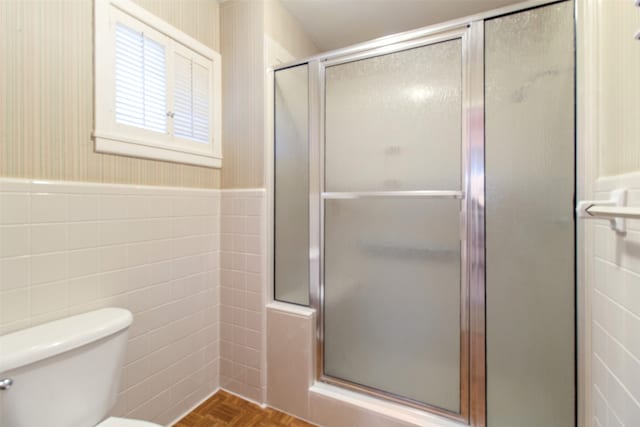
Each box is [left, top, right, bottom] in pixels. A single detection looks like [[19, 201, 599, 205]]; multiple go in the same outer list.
[[0, 178, 220, 425], [219, 189, 267, 403], [592, 183, 640, 427]]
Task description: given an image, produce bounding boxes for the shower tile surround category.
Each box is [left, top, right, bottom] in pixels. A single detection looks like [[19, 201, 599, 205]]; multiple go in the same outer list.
[[0, 178, 221, 425], [591, 175, 640, 427], [219, 189, 268, 403]]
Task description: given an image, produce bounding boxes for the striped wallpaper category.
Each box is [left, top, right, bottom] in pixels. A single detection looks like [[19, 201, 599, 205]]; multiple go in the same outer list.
[[0, 0, 221, 189], [220, 0, 266, 189], [264, 0, 318, 63], [219, 0, 318, 189]]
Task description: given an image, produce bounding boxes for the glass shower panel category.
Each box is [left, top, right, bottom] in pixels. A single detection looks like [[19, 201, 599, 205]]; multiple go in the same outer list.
[[324, 198, 461, 411], [274, 64, 309, 305], [323, 38, 464, 413], [324, 41, 462, 192], [485, 3, 575, 427]]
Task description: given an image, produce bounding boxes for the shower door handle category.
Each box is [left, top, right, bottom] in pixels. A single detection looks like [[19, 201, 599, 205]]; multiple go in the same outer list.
[[321, 190, 464, 199]]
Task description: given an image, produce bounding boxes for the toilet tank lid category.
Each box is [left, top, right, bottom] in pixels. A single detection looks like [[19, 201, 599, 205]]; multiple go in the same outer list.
[[0, 308, 132, 373]]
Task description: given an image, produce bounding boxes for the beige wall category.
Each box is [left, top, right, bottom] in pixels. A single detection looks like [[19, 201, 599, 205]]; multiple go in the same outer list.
[[596, 0, 640, 177], [220, 0, 318, 189], [0, 0, 221, 189], [264, 0, 318, 64], [220, 0, 265, 189]]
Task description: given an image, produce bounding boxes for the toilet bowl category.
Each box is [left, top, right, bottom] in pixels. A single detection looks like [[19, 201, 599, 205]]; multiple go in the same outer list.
[[0, 308, 163, 427], [97, 417, 163, 427]]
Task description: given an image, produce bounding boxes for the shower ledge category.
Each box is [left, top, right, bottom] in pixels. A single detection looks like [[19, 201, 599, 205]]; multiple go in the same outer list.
[[309, 382, 465, 427]]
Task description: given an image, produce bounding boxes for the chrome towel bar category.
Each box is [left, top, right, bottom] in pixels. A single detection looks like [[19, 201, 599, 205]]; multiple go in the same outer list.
[[585, 205, 640, 220], [577, 189, 640, 233]]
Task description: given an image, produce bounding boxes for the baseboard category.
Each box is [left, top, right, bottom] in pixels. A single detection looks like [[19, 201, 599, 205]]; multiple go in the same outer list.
[[266, 401, 317, 427], [220, 387, 267, 409], [166, 387, 220, 427]]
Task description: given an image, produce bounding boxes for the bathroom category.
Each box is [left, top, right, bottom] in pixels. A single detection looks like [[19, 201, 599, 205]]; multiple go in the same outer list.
[[0, 0, 638, 426]]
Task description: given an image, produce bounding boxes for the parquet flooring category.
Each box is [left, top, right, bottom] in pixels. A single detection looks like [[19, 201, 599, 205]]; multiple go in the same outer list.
[[173, 390, 317, 427]]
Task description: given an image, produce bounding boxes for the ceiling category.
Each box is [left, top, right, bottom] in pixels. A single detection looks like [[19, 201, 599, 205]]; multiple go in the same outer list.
[[279, 0, 531, 52]]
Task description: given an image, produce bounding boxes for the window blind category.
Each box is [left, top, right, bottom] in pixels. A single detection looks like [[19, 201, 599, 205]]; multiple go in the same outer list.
[[96, 1, 221, 167], [174, 52, 210, 144], [115, 22, 167, 133]]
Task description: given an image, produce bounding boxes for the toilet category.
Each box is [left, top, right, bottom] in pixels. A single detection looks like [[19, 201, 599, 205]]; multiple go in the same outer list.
[[0, 308, 163, 427]]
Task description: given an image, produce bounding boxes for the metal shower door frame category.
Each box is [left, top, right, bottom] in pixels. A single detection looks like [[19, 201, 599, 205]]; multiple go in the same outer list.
[[309, 23, 483, 425]]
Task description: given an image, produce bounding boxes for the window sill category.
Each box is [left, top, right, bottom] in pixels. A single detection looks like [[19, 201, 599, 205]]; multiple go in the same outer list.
[[94, 132, 221, 168]]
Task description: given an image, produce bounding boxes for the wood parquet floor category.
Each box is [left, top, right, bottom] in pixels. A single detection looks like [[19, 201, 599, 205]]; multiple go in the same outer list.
[[173, 390, 317, 427]]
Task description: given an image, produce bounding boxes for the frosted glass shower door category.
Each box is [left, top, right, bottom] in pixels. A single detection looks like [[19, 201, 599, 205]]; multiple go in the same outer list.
[[485, 3, 575, 426], [322, 38, 465, 415]]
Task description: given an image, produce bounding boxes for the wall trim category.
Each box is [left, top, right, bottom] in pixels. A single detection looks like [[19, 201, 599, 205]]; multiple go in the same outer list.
[[220, 387, 267, 409], [266, 302, 315, 318], [165, 387, 221, 426], [220, 188, 266, 193], [0, 177, 219, 195], [596, 171, 640, 192], [94, 136, 221, 169]]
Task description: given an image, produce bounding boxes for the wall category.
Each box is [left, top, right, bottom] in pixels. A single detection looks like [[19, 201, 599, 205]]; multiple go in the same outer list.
[[0, 0, 320, 423], [220, 0, 265, 189], [219, 189, 267, 403], [220, 0, 318, 189], [0, 178, 220, 424], [0, 1, 223, 423], [591, 181, 640, 427], [596, 0, 640, 176], [579, 1, 640, 426], [0, 0, 220, 188], [217, 0, 318, 388], [216, 0, 318, 407], [264, 0, 319, 64]]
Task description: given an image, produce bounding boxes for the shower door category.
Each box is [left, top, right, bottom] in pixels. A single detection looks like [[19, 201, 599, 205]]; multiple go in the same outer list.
[[319, 27, 481, 422], [272, 2, 575, 426]]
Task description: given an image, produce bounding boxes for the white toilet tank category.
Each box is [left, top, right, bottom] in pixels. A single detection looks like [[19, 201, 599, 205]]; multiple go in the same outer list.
[[0, 308, 133, 427]]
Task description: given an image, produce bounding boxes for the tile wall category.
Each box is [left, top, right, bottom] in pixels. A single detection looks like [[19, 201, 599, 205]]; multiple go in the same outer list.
[[0, 178, 220, 425], [219, 189, 267, 404], [592, 178, 640, 427]]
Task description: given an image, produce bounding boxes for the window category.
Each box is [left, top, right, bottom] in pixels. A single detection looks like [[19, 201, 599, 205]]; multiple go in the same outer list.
[[94, 0, 222, 168]]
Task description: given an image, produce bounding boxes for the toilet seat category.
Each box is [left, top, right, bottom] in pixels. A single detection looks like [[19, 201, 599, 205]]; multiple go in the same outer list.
[[96, 416, 163, 427]]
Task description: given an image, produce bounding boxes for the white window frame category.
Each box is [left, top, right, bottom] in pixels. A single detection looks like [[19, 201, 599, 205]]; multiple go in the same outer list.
[[94, 0, 222, 168]]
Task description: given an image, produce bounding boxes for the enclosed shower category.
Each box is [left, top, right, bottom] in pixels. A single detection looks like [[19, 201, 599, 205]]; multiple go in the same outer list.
[[272, 1, 575, 426]]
